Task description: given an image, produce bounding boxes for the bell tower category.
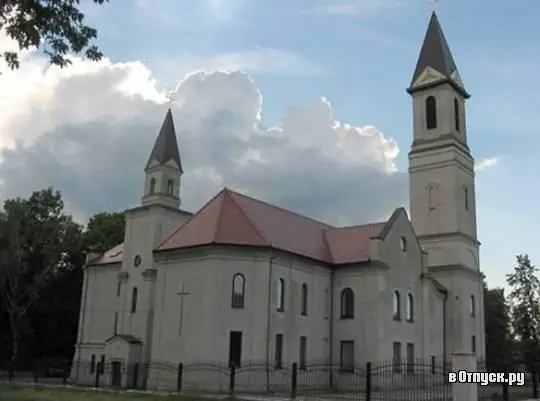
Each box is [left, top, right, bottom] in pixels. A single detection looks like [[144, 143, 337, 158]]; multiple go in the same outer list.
[[142, 108, 183, 209], [408, 12, 485, 359]]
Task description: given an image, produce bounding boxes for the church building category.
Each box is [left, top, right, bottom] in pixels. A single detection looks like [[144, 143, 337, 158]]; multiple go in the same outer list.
[[71, 12, 485, 389]]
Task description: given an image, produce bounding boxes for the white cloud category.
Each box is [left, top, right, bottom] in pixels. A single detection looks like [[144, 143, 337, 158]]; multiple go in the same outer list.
[[312, 0, 406, 17], [475, 157, 500, 172], [0, 36, 405, 226], [153, 48, 324, 80]]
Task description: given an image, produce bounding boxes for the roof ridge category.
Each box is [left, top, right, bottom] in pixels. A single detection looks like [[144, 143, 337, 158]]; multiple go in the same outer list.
[[155, 188, 226, 249], [326, 221, 386, 231], [226, 190, 270, 245], [227, 188, 334, 228]]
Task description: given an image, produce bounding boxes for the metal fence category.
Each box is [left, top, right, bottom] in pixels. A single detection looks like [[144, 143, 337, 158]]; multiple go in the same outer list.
[[1, 357, 539, 400]]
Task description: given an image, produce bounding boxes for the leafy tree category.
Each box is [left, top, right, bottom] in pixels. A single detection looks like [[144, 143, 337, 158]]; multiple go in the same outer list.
[[1, 0, 110, 70], [84, 211, 124, 254], [506, 254, 540, 370], [0, 188, 84, 364], [484, 284, 514, 371]]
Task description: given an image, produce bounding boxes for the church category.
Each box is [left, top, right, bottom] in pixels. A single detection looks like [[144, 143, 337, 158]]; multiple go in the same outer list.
[[71, 12, 485, 389]]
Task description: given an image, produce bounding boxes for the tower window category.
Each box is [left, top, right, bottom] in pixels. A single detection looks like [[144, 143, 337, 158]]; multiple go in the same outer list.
[[464, 187, 470, 210], [470, 294, 475, 317], [131, 287, 138, 313], [454, 98, 460, 131], [149, 177, 156, 194], [425, 96, 437, 130], [166, 179, 174, 196]]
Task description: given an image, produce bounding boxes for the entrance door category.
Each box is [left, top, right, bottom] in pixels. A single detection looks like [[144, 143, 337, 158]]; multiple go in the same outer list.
[[111, 361, 122, 387], [229, 331, 242, 368]]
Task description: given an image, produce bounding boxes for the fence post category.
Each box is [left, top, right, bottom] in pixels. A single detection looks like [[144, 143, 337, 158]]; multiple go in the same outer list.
[[33, 360, 39, 383], [291, 362, 298, 399], [94, 362, 101, 388], [532, 369, 538, 399], [177, 362, 183, 392], [365, 361, 372, 401], [431, 356, 436, 375], [8, 362, 14, 381], [229, 365, 236, 396], [502, 369, 508, 400]]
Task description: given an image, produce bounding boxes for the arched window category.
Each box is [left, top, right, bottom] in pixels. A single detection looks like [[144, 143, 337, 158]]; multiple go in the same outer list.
[[301, 283, 308, 316], [276, 278, 285, 312], [470, 294, 475, 317], [149, 177, 156, 194], [340, 288, 354, 319], [166, 179, 174, 196], [427, 183, 438, 211], [406, 293, 414, 322], [464, 187, 470, 210], [425, 96, 437, 130], [231, 273, 245, 308], [454, 98, 460, 131], [393, 290, 401, 321]]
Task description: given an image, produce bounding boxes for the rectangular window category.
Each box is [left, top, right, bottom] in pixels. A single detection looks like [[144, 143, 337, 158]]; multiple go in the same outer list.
[[113, 312, 118, 335], [406, 343, 415, 374], [99, 355, 105, 374], [131, 287, 138, 313], [229, 331, 242, 368], [275, 334, 284, 368], [301, 284, 308, 316], [90, 354, 96, 374], [339, 341, 354, 372], [116, 279, 122, 297], [472, 335, 476, 354], [299, 336, 307, 370], [392, 342, 402, 373]]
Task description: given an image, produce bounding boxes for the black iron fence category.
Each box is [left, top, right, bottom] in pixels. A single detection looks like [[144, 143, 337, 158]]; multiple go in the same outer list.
[[1, 357, 539, 400], [477, 359, 539, 400]]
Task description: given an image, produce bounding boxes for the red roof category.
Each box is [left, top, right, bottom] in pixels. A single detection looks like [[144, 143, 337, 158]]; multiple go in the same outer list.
[[89, 243, 124, 265], [156, 188, 387, 265]]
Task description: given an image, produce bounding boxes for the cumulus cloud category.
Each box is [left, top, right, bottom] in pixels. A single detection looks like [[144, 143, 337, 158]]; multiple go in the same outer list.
[[0, 39, 406, 226], [475, 157, 500, 172]]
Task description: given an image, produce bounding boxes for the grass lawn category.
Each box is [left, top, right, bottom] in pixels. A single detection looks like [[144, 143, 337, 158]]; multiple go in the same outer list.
[[0, 384, 224, 401]]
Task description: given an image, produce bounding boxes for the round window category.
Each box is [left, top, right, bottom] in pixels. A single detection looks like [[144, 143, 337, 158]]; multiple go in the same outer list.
[[134, 255, 142, 267]]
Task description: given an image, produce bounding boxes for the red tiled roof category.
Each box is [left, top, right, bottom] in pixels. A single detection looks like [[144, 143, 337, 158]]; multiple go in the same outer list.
[[157, 188, 386, 265], [89, 243, 124, 266]]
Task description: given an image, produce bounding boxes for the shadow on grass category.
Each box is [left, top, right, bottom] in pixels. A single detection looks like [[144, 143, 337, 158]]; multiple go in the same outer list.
[[0, 383, 234, 401]]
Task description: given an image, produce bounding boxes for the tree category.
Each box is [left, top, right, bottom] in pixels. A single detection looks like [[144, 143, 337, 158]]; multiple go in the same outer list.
[[506, 254, 540, 370], [84, 211, 124, 254], [0, 188, 84, 364], [1, 0, 109, 70], [484, 284, 513, 371]]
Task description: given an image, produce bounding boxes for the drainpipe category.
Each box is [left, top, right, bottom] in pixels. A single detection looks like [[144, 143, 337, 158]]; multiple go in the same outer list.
[[265, 252, 276, 392], [75, 264, 90, 382], [328, 268, 335, 389], [442, 292, 448, 369]]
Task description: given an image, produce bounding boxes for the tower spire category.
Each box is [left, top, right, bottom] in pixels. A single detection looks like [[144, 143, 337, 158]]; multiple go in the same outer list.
[[142, 108, 183, 209], [408, 12, 469, 98], [145, 109, 182, 172]]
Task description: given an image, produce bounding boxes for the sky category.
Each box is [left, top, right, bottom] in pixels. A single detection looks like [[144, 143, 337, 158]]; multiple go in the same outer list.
[[0, 0, 538, 289]]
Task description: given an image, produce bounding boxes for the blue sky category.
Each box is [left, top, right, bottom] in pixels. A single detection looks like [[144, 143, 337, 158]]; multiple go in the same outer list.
[[84, 0, 540, 287], [2, 0, 538, 289]]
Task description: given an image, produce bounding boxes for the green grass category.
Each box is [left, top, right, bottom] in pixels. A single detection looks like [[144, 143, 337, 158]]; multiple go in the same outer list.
[[0, 384, 223, 401]]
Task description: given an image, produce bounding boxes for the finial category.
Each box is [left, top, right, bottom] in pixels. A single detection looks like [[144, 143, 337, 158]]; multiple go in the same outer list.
[[429, 0, 439, 12]]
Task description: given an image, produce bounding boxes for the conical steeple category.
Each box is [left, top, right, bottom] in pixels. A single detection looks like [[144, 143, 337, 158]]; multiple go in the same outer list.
[[408, 12, 469, 98], [145, 109, 182, 172], [142, 108, 183, 209]]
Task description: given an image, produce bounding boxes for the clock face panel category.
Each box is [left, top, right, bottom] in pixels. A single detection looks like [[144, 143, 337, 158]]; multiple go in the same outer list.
[[134, 255, 142, 267]]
